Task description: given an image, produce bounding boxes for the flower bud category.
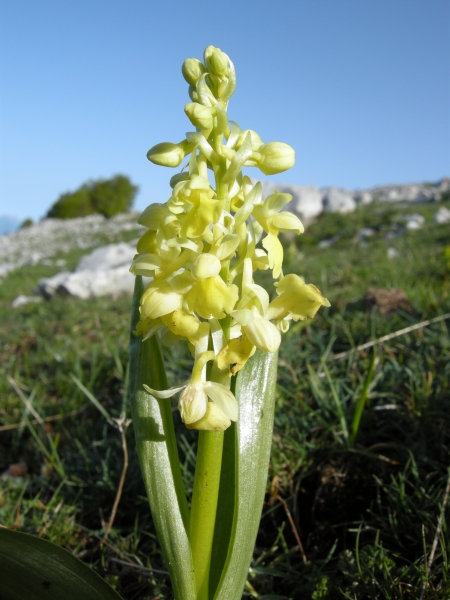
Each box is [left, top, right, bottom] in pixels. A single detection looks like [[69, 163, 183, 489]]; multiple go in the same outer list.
[[188, 85, 200, 103], [169, 172, 190, 188], [256, 142, 295, 175], [147, 140, 192, 168], [182, 58, 206, 86], [203, 45, 229, 77], [191, 253, 221, 281], [236, 129, 263, 152], [184, 102, 215, 130]]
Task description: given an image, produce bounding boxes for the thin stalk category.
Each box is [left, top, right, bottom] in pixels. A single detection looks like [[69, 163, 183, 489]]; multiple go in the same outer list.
[[190, 430, 224, 599], [189, 125, 230, 599]]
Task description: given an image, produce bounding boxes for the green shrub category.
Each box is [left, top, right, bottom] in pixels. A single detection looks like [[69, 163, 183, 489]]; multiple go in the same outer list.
[[46, 175, 138, 219], [90, 175, 138, 218], [47, 187, 96, 219], [19, 218, 34, 229]]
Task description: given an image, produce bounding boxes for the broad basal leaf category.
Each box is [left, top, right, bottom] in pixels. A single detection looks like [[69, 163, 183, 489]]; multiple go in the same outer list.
[[0, 527, 122, 600], [211, 348, 279, 599], [129, 276, 196, 599]]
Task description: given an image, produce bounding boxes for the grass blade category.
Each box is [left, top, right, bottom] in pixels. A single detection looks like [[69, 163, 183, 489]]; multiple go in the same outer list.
[[71, 375, 112, 422], [350, 350, 377, 448], [321, 359, 349, 446]]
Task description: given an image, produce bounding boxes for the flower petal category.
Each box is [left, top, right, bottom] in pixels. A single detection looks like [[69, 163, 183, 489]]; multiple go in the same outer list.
[[243, 315, 281, 353], [186, 402, 231, 431], [262, 233, 283, 279], [142, 383, 186, 399], [204, 382, 239, 421], [179, 384, 208, 424]]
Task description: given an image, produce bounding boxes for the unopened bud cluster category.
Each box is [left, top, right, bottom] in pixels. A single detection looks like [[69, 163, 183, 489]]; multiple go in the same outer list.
[[132, 46, 330, 431]]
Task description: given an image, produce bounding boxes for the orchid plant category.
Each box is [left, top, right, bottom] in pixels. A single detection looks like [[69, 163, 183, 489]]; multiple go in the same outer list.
[[128, 45, 329, 600]]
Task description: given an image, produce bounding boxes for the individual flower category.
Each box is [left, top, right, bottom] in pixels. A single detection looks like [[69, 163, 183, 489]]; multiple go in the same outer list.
[[143, 351, 238, 430], [140, 279, 183, 321], [160, 308, 201, 344], [266, 274, 331, 322], [184, 102, 215, 130], [252, 191, 304, 278], [181, 58, 206, 86], [187, 274, 239, 319], [147, 140, 193, 168], [232, 305, 281, 353], [170, 175, 222, 239], [253, 142, 296, 175]]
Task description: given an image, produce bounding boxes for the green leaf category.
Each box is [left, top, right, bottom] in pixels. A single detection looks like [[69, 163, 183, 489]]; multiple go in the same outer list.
[[211, 348, 279, 599], [350, 349, 377, 448], [0, 527, 122, 600], [128, 277, 196, 599]]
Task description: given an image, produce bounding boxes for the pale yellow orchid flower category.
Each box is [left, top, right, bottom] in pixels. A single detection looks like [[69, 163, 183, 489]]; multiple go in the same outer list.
[[143, 351, 238, 430], [266, 274, 331, 322], [252, 191, 304, 278]]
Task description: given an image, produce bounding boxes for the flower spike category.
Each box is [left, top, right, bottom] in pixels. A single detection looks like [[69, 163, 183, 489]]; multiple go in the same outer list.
[[133, 45, 329, 430]]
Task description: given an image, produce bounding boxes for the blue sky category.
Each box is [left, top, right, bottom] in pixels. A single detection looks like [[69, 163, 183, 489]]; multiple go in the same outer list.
[[1, 0, 449, 221]]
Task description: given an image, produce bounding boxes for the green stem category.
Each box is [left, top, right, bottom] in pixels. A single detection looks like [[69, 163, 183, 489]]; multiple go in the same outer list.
[[188, 121, 230, 599], [190, 430, 224, 599]]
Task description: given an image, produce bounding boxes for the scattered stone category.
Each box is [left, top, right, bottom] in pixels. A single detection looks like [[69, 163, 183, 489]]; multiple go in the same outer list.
[[0, 462, 28, 479], [387, 247, 400, 259], [356, 228, 376, 240], [322, 188, 356, 214], [435, 206, 450, 224], [12, 295, 43, 308], [37, 242, 136, 300], [405, 214, 425, 230], [384, 225, 405, 240], [318, 236, 339, 249], [363, 288, 414, 315]]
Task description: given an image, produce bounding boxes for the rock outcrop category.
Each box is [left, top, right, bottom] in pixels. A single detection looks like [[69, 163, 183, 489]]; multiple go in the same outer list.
[[260, 177, 449, 224]]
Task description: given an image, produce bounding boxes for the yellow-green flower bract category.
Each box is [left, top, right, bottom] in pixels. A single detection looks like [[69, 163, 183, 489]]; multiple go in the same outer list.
[[132, 45, 330, 430]]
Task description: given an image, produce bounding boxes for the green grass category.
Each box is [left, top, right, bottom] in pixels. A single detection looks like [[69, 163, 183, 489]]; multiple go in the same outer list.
[[1, 201, 449, 599]]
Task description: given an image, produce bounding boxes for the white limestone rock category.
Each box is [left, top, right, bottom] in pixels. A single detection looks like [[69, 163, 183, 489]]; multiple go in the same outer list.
[[387, 247, 400, 259], [57, 265, 134, 299], [405, 214, 425, 230], [355, 191, 373, 205], [258, 182, 324, 224], [38, 271, 72, 299], [318, 236, 339, 249], [289, 186, 323, 222], [37, 242, 136, 300], [0, 263, 15, 278], [76, 242, 136, 272], [12, 295, 43, 308], [322, 188, 356, 214], [356, 228, 376, 240], [435, 207, 450, 224], [0, 212, 143, 277]]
